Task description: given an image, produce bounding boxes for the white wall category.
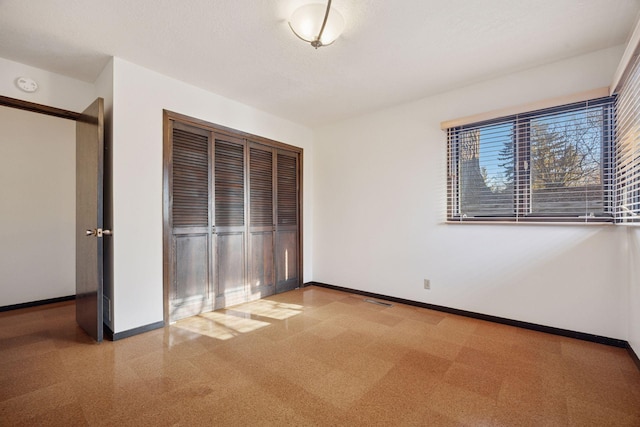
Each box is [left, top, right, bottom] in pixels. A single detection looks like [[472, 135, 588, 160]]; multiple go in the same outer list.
[[0, 57, 95, 111], [110, 58, 314, 333], [313, 45, 629, 339], [0, 106, 75, 305]]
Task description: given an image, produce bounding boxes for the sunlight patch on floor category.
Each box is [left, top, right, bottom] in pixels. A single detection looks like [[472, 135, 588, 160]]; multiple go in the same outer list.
[[174, 311, 270, 340], [173, 298, 303, 340], [227, 299, 303, 320]]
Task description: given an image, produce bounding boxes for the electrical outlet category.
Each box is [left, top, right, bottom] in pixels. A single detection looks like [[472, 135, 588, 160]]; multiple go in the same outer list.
[[424, 279, 430, 290]]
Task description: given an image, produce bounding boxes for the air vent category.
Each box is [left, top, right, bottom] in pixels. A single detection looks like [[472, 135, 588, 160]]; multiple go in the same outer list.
[[363, 298, 393, 307]]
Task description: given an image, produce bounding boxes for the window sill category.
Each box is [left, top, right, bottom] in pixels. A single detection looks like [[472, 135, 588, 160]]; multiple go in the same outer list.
[[445, 220, 614, 226]]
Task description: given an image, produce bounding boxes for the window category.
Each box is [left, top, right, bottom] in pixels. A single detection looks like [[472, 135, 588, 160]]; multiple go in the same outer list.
[[614, 52, 640, 223], [447, 96, 616, 222]]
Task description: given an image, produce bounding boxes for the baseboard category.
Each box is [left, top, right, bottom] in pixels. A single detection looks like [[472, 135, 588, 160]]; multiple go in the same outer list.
[[305, 281, 629, 349], [105, 321, 164, 341], [0, 295, 75, 312]]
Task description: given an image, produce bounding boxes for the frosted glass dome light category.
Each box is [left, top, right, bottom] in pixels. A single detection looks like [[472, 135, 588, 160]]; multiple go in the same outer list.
[[289, 1, 345, 49]]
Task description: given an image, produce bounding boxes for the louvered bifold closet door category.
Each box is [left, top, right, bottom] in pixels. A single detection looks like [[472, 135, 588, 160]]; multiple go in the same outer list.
[[275, 150, 300, 293], [213, 134, 248, 308], [169, 122, 213, 321], [248, 143, 275, 298]]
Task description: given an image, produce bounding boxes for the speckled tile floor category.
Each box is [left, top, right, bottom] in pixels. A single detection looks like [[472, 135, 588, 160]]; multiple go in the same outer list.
[[1, 286, 639, 426]]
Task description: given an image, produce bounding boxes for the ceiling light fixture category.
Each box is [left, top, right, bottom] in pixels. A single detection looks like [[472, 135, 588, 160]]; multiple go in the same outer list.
[[288, 0, 345, 49]]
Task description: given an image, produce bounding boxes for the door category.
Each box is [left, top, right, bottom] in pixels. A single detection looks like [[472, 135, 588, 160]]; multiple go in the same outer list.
[[76, 98, 105, 342], [168, 123, 213, 321], [213, 134, 248, 309], [163, 112, 303, 322], [248, 143, 275, 299], [275, 150, 300, 293]]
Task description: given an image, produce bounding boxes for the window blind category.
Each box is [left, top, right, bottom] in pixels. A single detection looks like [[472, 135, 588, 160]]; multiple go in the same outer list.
[[447, 97, 615, 222], [614, 52, 640, 223]]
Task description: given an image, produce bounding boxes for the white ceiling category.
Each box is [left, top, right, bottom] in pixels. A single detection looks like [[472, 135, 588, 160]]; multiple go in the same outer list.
[[0, 0, 639, 127]]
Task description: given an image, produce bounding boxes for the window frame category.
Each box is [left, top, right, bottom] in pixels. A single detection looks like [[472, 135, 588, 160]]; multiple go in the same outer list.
[[447, 96, 616, 223]]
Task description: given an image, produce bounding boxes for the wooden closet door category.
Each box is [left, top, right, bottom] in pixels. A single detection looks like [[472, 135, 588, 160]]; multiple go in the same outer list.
[[213, 134, 248, 308], [169, 122, 212, 321], [248, 143, 275, 298], [164, 111, 303, 321], [275, 150, 300, 293]]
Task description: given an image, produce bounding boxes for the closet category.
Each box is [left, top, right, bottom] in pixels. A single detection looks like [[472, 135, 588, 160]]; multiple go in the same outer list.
[[163, 112, 302, 322]]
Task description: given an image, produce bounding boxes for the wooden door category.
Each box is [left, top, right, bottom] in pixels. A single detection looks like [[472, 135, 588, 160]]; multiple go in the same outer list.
[[168, 123, 212, 321], [248, 143, 275, 299], [213, 134, 248, 309], [275, 150, 300, 293], [76, 98, 105, 342], [163, 112, 302, 321]]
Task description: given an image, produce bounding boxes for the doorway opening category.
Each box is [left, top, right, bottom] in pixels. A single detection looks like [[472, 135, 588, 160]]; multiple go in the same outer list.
[[0, 95, 109, 342]]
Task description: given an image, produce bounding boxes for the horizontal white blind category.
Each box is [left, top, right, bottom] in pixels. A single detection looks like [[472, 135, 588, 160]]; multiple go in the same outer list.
[[448, 118, 515, 218], [614, 52, 640, 223], [447, 97, 615, 222]]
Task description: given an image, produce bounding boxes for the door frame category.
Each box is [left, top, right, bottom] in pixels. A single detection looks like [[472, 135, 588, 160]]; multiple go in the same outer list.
[[0, 95, 108, 341], [162, 110, 304, 324], [0, 95, 81, 120]]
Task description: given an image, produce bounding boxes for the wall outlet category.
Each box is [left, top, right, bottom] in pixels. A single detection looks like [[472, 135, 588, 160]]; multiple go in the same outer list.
[[424, 279, 431, 290]]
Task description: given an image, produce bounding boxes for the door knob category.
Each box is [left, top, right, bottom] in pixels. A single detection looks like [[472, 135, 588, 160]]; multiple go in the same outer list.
[[85, 229, 112, 237], [96, 228, 111, 237]]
